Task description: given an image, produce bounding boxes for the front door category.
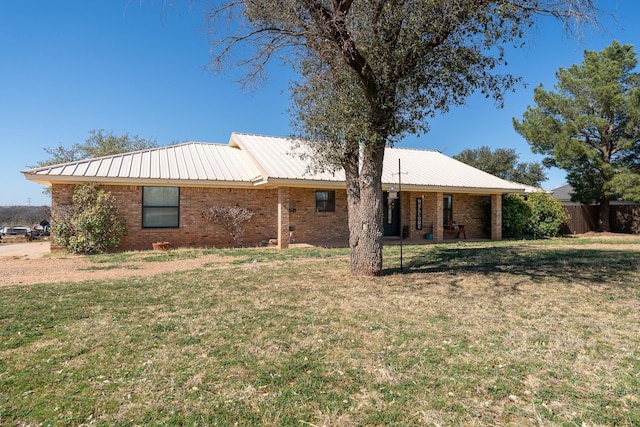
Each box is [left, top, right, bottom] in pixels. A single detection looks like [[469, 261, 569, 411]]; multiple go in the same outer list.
[[383, 191, 400, 236]]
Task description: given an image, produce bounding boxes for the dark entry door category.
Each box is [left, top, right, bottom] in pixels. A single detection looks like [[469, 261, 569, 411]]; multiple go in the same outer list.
[[383, 191, 400, 236]]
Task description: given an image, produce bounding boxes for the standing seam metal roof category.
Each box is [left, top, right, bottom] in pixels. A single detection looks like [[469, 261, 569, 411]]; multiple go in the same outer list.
[[231, 132, 526, 191], [230, 133, 346, 182], [22, 133, 528, 193], [22, 142, 263, 184]]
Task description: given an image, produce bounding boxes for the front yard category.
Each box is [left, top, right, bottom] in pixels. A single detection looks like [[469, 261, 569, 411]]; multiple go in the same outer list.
[[0, 236, 638, 425]]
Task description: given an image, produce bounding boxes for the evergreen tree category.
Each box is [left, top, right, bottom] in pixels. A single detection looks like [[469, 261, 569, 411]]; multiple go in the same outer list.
[[514, 41, 640, 231]]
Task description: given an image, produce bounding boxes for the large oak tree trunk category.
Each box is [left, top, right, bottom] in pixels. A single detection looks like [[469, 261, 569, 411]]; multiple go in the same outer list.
[[344, 143, 385, 276]]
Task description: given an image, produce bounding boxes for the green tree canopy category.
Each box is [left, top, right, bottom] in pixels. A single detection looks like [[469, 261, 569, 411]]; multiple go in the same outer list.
[[454, 146, 547, 187], [206, 1, 599, 275], [32, 129, 158, 168], [513, 41, 640, 231]]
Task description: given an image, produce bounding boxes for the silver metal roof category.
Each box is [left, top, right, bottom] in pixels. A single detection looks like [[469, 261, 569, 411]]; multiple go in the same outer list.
[[23, 133, 528, 193], [230, 133, 346, 183], [381, 147, 527, 192], [231, 133, 526, 192], [23, 142, 262, 186]]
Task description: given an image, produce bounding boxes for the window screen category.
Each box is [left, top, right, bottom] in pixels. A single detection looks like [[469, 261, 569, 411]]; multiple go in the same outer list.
[[142, 187, 179, 228]]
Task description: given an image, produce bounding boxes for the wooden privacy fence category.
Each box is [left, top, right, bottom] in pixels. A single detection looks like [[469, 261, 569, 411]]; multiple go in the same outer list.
[[561, 204, 640, 235], [613, 205, 640, 234], [561, 204, 599, 235]]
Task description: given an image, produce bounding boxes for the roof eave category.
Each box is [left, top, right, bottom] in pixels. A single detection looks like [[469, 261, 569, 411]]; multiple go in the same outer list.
[[252, 177, 347, 189], [253, 178, 525, 194], [22, 173, 257, 188], [25, 171, 527, 195], [390, 184, 526, 194]]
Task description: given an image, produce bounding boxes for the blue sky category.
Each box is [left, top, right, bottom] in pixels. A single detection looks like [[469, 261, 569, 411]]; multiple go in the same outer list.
[[1, 1, 637, 206]]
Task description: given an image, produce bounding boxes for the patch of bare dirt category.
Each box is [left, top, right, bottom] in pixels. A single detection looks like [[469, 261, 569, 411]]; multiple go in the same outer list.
[[0, 251, 228, 288], [1, 232, 639, 288]]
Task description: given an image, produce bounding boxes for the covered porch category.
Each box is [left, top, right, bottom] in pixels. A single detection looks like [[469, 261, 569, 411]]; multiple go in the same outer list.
[[275, 187, 504, 249]]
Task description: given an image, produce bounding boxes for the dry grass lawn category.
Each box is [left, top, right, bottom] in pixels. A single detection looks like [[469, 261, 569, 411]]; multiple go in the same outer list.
[[0, 234, 638, 426]]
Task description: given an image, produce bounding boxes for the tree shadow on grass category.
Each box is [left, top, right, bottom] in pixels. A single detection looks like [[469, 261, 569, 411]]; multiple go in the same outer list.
[[400, 246, 640, 287]]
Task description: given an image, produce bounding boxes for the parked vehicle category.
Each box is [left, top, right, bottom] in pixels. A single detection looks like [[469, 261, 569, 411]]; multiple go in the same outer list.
[[1, 226, 31, 236], [29, 222, 51, 239]]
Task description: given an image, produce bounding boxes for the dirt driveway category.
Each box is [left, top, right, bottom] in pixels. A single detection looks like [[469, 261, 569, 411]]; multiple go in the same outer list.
[[0, 241, 51, 259], [0, 241, 228, 288]]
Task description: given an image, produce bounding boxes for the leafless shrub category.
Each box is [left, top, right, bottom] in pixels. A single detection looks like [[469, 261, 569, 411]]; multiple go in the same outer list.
[[202, 206, 254, 247]]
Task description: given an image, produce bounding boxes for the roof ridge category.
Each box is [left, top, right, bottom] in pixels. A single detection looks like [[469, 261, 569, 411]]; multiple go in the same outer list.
[[232, 133, 444, 154], [231, 131, 291, 140], [387, 146, 441, 154]]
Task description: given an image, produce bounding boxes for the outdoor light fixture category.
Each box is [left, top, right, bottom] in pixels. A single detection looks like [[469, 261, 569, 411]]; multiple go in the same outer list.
[[388, 186, 398, 203]]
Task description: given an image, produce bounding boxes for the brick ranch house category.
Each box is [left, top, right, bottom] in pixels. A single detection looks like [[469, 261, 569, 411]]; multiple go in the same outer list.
[[23, 133, 529, 250]]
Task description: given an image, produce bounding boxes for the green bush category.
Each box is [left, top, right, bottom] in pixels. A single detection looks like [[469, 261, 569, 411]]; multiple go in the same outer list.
[[525, 192, 567, 238], [502, 193, 531, 238], [51, 184, 127, 254]]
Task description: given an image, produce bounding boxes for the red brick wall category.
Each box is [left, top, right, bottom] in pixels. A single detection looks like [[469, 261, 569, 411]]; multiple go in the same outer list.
[[286, 188, 349, 246], [51, 184, 350, 250], [50, 184, 493, 250], [452, 193, 491, 238], [401, 191, 491, 240]]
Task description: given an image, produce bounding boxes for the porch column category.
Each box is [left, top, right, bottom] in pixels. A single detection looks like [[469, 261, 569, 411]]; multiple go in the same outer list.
[[434, 192, 444, 242], [277, 187, 290, 249], [491, 193, 502, 240]]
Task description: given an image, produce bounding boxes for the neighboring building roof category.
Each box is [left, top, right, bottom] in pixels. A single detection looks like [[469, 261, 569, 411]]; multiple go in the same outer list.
[[551, 184, 574, 203], [552, 183, 639, 206], [23, 132, 528, 194]]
